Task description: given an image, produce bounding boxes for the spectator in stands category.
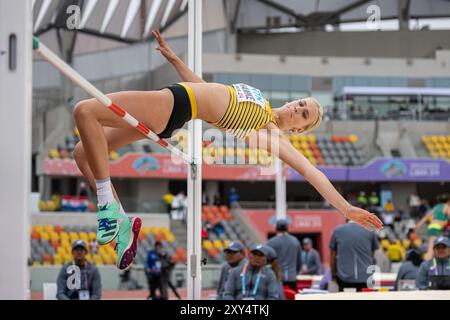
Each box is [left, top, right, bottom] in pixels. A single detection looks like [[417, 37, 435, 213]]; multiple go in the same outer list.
[[358, 192, 368, 209], [145, 241, 171, 300], [416, 237, 450, 290], [300, 238, 322, 275], [170, 191, 187, 221], [163, 192, 174, 214], [329, 221, 379, 292], [213, 193, 222, 206], [56, 240, 102, 300], [267, 219, 302, 291], [228, 187, 240, 206], [202, 192, 210, 206], [408, 193, 421, 219], [223, 244, 280, 300], [368, 192, 379, 209], [384, 198, 395, 213], [78, 181, 88, 197], [264, 245, 285, 299], [418, 199, 431, 218], [395, 248, 423, 291], [217, 241, 246, 300], [406, 228, 420, 250]]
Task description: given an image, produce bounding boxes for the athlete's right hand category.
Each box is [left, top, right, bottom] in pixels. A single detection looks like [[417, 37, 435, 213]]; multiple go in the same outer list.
[[152, 29, 178, 62]]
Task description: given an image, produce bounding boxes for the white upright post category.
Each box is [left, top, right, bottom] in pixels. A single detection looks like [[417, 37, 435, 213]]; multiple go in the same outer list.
[[0, 0, 32, 299], [275, 157, 286, 220], [187, 0, 203, 300]]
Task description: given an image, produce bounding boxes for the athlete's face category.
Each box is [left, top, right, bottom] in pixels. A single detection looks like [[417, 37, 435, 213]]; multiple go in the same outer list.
[[279, 98, 319, 133]]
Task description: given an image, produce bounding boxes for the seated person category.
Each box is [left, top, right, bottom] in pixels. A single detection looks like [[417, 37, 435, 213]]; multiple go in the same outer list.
[[416, 237, 450, 290], [56, 240, 101, 300]]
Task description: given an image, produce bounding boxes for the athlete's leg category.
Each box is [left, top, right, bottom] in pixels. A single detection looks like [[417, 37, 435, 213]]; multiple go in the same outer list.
[[73, 127, 145, 204], [73, 90, 173, 180]]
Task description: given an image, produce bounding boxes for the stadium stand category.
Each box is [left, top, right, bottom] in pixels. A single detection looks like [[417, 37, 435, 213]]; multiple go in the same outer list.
[[30, 224, 186, 266]]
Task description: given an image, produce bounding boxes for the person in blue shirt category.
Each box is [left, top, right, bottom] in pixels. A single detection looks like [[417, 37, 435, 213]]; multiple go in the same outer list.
[[145, 241, 171, 300], [416, 236, 450, 290]]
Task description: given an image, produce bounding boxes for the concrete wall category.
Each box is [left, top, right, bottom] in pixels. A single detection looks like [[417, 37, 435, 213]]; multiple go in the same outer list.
[[238, 30, 450, 58], [203, 51, 450, 78]]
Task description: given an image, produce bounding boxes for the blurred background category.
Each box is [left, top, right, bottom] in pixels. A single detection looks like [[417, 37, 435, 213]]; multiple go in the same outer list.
[[29, 0, 449, 299]]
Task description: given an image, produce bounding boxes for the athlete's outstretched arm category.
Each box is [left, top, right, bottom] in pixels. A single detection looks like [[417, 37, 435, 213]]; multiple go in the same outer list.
[[152, 29, 205, 83], [247, 126, 383, 231]]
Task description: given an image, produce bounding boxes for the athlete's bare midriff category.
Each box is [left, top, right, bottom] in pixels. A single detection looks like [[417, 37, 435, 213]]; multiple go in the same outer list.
[[180, 82, 231, 123]]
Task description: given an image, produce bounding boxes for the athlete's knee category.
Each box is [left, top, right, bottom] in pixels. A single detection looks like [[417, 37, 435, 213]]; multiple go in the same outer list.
[[73, 100, 94, 123], [73, 142, 85, 164]]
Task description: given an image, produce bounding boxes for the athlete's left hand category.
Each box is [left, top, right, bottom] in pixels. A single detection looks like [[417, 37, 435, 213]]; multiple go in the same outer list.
[[346, 206, 384, 232]]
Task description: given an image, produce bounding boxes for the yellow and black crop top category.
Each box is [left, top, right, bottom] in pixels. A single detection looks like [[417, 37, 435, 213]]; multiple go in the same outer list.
[[212, 83, 278, 140]]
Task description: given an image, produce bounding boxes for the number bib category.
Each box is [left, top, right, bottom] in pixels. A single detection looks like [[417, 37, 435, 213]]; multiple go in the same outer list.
[[232, 83, 267, 110]]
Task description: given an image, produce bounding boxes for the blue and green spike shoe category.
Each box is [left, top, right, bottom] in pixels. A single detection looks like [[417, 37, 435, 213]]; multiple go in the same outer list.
[[116, 216, 142, 271], [96, 201, 121, 245]]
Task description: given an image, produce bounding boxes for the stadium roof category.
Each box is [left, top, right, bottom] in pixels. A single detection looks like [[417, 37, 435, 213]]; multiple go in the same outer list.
[[32, 0, 450, 42], [234, 0, 450, 32], [32, 0, 188, 43]]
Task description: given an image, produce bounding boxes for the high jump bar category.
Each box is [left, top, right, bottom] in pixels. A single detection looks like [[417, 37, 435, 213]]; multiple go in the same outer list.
[[32, 36, 194, 166]]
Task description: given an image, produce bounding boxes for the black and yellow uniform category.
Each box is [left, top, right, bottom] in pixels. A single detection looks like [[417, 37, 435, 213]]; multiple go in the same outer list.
[[160, 83, 276, 140], [213, 84, 277, 140], [159, 83, 198, 138]]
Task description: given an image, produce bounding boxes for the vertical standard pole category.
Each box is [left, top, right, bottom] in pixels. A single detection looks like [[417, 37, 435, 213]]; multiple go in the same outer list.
[[0, 0, 32, 299], [275, 157, 286, 220], [187, 0, 203, 300]]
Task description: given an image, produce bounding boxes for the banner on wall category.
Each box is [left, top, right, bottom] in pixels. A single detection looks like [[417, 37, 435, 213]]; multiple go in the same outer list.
[[43, 154, 450, 182]]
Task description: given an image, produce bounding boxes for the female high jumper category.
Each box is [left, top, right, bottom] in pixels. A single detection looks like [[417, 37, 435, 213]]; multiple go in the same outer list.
[[73, 30, 383, 270]]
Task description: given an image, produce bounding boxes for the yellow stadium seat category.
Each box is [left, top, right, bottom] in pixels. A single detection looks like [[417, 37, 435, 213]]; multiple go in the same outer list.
[[69, 232, 78, 242], [203, 240, 213, 250], [439, 136, 447, 143], [307, 135, 316, 143], [33, 225, 43, 233], [421, 135, 430, 144], [431, 136, 438, 143], [40, 232, 50, 241], [213, 240, 223, 250], [44, 225, 54, 233], [49, 148, 59, 159], [426, 143, 435, 150], [349, 134, 358, 144], [299, 135, 307, 143], [53, 255, 63, 265], [290, 135, 298, 143], [223, 240, 231, 248]]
